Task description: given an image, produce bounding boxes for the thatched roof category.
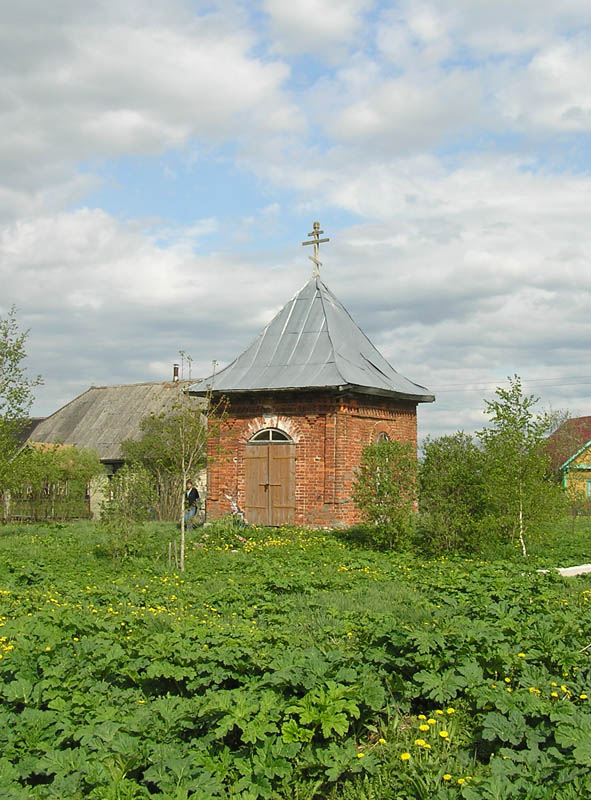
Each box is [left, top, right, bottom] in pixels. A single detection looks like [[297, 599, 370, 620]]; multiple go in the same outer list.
[[28, 381, 201, 462]]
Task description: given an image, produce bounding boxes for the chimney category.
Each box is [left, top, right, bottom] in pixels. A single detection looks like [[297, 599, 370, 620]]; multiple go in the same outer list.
[[173, 363, 179, 382]]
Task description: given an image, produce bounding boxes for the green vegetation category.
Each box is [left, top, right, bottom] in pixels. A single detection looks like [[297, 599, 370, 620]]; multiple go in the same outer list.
[[7, 444, 103, 522], [121, 379, 225, 571], [0, 306, 42, 511], [99, 464, 154, 560], [420, 432, 485, 554], [476, 375, 565, 557], [1, 518, 591, 799], [352, 439, 417, 550]]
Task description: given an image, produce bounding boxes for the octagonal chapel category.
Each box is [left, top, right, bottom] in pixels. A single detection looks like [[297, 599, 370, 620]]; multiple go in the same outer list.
[[190, 224, 434, 528]]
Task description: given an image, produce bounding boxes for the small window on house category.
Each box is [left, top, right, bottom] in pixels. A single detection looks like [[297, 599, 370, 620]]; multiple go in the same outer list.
[[249, 428, 292, 443], [376, 432, 390, 443]]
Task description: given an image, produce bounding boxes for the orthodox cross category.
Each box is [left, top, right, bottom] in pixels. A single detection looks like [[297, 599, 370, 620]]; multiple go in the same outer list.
[[302, 221, 329, 277]]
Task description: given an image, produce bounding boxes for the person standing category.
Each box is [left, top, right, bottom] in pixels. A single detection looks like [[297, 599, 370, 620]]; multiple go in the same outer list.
[[184, 480, 200, 530]]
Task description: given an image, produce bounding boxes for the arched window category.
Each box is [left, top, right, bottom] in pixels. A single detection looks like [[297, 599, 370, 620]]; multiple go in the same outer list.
[[376, 432, 390, 443], [248, 428, 292, 443]]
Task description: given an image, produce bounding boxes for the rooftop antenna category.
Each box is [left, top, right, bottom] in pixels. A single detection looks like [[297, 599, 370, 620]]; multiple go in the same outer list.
[[302, 221, 329, 277]]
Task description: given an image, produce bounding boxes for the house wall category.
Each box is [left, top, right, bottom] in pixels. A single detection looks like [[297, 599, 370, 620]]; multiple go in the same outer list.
[[89, 474, 109, 520], [205, 390, 418, 527]]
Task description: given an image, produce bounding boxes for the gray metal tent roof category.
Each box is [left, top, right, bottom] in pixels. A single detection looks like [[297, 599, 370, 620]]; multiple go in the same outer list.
[[190, 276, 434, 402]]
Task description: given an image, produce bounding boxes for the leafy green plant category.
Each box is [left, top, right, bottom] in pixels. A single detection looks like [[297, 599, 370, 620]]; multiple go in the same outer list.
[[2, 519, 591, 798], [419, 432, 487, 553], [477, 375, 566, 557], [99, 464, 154, 559], [0, 306, 43, 520], [352, 439, 417, 550]]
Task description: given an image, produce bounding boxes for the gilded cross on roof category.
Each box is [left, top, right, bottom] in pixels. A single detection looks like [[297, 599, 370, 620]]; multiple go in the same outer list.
[[302, 221, 329, 277]]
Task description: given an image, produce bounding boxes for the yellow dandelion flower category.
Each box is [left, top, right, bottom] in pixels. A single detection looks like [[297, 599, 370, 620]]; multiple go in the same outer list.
[[439, 730, 449, 738], [419, 724, 430, 731], [418, 714, 427, 720], [504, 677, 511, 683], [446, 707, 455, 714], [518, 652, 526, 658], [400, 752, 411, 761], [435, 709, 444, 715], [357, 752, 365, 758], [443, 774, 452, 781], [428, 718, 436, 725], [414, 739, 427, 747], [458, 778, 465, 785], [378, 738, 386, 744], [551, 691, 559, 697], [580, 694, 588, 700]]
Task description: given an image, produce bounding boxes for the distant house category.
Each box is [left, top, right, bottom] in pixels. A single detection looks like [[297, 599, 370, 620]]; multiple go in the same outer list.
[[560, 440, 591, 500], [548, 416, 591, 501], [27, 379, 202, 517]]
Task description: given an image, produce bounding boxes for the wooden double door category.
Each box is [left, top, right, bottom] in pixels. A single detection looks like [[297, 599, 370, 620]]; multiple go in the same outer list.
[[244, 443, 295, 526]]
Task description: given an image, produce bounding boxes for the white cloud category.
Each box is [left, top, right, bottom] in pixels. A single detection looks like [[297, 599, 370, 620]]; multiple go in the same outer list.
[[4, 0, 591, 443], [500, 35, 591, 132], [263, 0, 371, 57], [0, 0, 296, 211], [327, 69, 482, 152]]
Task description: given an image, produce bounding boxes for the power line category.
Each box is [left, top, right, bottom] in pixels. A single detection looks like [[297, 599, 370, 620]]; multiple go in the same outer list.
[[432, 376, 591, 394]]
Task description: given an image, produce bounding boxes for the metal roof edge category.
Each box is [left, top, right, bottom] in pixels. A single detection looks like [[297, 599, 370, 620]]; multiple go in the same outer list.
[[190, 383, 435, 402]]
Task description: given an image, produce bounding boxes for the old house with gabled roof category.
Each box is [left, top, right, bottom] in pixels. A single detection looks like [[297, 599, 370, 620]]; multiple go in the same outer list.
[[548, 416, 591, 502], [27, 377, 202, 517], [190, 222, 434, 528]]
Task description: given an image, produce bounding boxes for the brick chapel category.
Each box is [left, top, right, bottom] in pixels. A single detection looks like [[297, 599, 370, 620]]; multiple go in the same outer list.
[[190, 223, 434, 528]]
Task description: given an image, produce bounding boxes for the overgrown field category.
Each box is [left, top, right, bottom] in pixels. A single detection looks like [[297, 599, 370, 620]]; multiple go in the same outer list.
[[1, 520, 591, 799]]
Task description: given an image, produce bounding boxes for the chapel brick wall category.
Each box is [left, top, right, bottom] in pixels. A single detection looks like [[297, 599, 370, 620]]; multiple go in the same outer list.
[[205, 390, 419, 528]]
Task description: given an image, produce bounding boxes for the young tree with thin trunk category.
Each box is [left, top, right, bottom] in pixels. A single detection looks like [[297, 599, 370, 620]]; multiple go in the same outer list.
[[0, 307, 42, 516], [477, 375, 565, 557], [122, 363, 226, 571]]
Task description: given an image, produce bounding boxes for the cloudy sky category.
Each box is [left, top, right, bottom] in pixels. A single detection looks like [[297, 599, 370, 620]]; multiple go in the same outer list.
[[3, 0, 591, 440]]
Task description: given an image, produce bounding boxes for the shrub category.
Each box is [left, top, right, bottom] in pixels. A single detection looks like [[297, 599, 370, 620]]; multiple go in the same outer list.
[[352, 439, 417, 550], [99, 464, 154, 559], [419, 432, 487, 553]]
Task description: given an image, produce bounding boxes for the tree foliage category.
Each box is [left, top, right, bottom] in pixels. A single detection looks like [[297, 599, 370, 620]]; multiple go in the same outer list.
[[477, 375, 565, 557], [352, 439, 417, 550], [99, 463, 154, 560], [121, 376, 226, 570], [0, 307, 42, 444], [7, 443, 103, 521], [419, 432, 487, 553], [0, 306, 43, 505]]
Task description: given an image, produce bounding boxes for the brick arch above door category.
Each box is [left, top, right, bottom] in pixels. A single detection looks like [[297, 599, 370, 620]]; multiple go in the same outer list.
[[241, 415, 302, 444]]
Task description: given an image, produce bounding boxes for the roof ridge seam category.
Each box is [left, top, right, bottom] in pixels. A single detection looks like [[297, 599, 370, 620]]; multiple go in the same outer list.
[[316, 278, 344, 383]]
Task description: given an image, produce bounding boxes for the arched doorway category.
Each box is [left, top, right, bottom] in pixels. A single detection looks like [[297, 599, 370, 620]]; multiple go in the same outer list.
[[245, 428, 295, 526]]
